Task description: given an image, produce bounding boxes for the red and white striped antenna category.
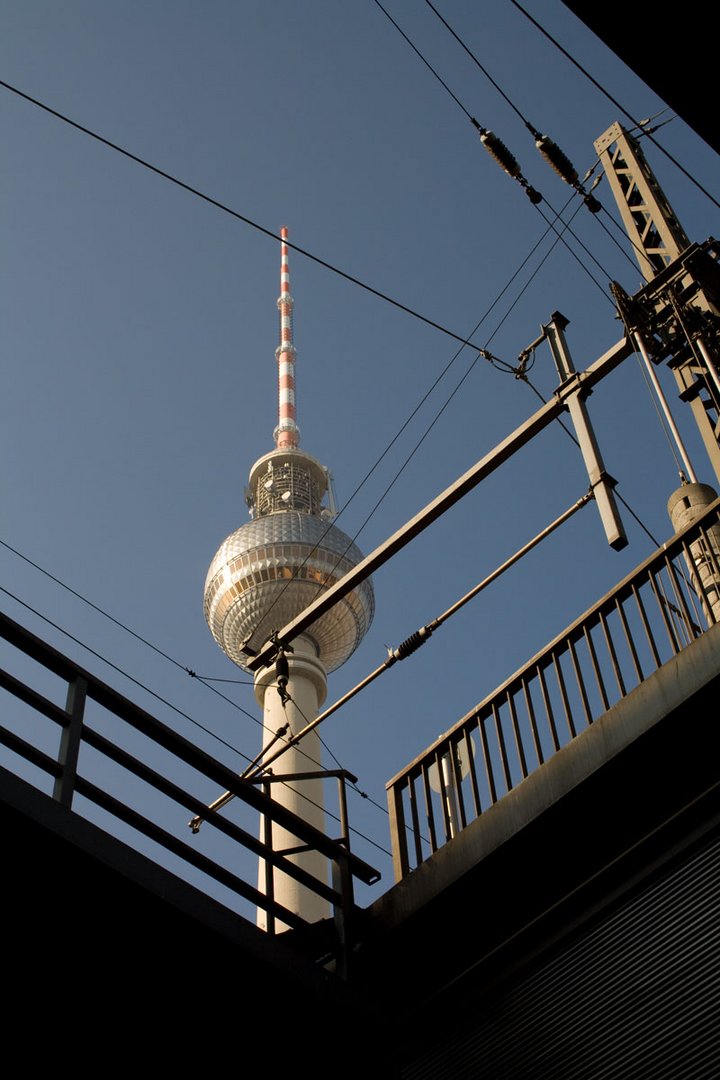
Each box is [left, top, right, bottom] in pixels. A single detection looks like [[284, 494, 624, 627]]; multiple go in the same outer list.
[[274, 226, 299, 449]]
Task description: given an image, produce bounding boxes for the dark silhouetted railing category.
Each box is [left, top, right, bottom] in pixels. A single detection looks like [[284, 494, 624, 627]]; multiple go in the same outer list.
[[0, 610, 380, 956]]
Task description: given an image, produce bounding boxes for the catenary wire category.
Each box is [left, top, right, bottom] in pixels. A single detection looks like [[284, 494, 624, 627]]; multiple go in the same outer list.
[[420, 1, 699, 292], [0, 538, 346, 776], [509, 0, 720, 213], [596, 202, 654, 276], [424, 0, 537, 129], [0, 77, 487, 353], [0, 582, 254, 761], [304, 199, 594, 605], [372, 0, 474, 121], [283, 693, 395, 828], [520, 379, 662, 547], [483, 201, 586, 346], [0, 537, 201, 677], [371, 4, 617, 304]]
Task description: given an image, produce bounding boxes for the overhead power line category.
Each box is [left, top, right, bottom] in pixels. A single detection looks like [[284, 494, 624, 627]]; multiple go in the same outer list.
[[0, 582, 253, 761], [424, 0, 602, 213], [0, 77, 488, 352], [509, 0, 720, 213], [371, 3, 616, 304]]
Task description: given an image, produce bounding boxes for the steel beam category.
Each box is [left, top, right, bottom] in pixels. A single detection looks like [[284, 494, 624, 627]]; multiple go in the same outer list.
[[246, 335, 633, 671]]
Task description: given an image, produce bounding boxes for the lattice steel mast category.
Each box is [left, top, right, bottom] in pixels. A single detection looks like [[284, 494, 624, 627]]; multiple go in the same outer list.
[[596, 122, 720, 482]]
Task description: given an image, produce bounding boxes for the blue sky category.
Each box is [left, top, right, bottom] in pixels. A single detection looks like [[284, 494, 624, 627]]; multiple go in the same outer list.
[[2, 1, 719, 909]]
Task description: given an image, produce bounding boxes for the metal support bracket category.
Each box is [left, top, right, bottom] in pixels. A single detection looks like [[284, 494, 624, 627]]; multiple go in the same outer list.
[[545, 313, 628, 551]]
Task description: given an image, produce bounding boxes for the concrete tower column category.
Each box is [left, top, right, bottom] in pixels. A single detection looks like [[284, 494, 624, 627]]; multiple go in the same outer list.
[[668, 482, 720, 626], [254, 635, 330, 929]]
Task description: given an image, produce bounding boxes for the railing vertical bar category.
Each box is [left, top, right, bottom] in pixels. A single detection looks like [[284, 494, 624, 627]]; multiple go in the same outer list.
[[421, 765, 438, 854], [552, 650, 577, 739], [478, 712, 498, 805], [53, 674, 87, 808], [464, 724, 483, 817], [666, 554, 700, 642], [330, 852, 353, 980], [649, 569, 682, 655], [616, 596, 644, 683], [492, 701, 513, 792], [408, 776, 424, 869], [583, 623, 609, 712], [387, 780, 410, 881], [632, 582, 662, 668], [599, 609, 626, 697], [262, 778, 275, 936], [435, 748, 453, 843], [522, 675, 544, 766], [537, 662, 561, 752], [507, 690, 528, 779], [451, 739, 469, 831], [568, 637, 593, 726]]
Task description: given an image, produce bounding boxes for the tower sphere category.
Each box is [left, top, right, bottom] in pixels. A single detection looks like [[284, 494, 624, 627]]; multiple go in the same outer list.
[[204, 451, 374, 672]]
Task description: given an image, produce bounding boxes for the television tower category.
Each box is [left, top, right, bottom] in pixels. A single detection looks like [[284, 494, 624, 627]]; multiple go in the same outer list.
[[204, 227, 374, 925]]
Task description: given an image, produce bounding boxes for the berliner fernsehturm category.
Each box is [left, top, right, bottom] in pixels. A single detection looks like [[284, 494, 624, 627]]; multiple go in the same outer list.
[[204, 228, 374, 926]]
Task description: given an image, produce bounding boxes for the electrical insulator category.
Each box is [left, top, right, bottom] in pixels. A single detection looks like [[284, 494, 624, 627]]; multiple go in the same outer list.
[[480, 131, 522, 179], [275, 651, 289, 698], [536, 135, 578, 187]]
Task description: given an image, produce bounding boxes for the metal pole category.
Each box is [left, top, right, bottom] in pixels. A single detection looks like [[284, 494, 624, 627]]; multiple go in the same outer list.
[[54, 675, 87, 808], [695, 336, 720, 401], [634, 331, 698, 483], [544, 313, 627, 550]]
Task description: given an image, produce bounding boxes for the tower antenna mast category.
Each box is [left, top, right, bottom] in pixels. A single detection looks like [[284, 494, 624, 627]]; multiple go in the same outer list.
[[275, 226, 300, 450]]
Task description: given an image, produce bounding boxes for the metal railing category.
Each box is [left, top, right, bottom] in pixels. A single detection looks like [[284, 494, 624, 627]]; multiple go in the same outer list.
[[387, 497, 720, 880], [0, 610, 380, 958]]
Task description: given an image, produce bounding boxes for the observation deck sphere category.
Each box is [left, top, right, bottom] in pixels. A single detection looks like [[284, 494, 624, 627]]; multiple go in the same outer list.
[[204, 511, 374, 673]]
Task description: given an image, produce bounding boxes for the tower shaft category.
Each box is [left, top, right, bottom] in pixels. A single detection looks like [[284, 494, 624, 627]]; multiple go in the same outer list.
[[255, 637, 330, 929]]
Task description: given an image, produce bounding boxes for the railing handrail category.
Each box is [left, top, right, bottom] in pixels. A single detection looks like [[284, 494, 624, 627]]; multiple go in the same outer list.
[[0, 608, 380, 943], [388, 495, 720, 788], [386, 494, 720, 879]]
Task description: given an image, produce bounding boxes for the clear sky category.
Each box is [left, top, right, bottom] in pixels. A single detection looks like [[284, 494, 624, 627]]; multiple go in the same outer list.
[[2, 1, 719, 910]]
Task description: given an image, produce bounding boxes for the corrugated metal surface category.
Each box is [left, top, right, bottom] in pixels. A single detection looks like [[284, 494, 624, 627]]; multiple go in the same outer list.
[[400, 827, 720, 1079]]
